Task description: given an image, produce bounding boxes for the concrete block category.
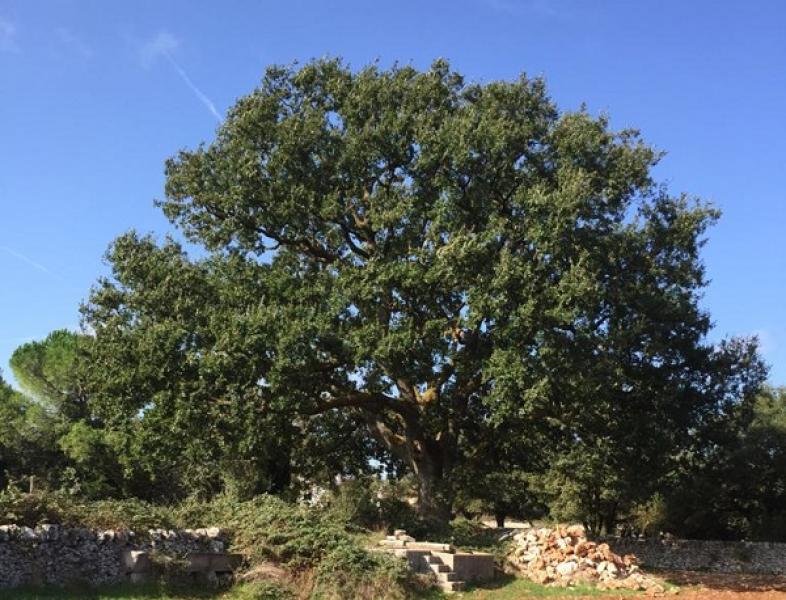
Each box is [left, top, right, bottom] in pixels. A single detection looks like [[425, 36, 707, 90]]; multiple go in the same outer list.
[[405, 542, 454, 552], [129, 572, 150, 584], [434, 551, 495, 582], [122, 550, 152, 574], [187, 553, 243, 574]]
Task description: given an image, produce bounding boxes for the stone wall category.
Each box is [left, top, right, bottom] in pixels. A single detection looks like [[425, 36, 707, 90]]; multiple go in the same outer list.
[[607, 537, 786, 575], [0, 525, 228, 588]]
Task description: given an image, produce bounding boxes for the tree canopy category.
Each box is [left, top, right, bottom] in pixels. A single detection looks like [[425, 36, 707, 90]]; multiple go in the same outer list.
[[79, 59, 766, 523], [10, 329, 90, 421]]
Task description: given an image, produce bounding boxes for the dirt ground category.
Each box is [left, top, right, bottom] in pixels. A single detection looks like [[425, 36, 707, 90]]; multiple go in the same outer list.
[[664, 572, 786, 598], [593, 572, 786, 600]]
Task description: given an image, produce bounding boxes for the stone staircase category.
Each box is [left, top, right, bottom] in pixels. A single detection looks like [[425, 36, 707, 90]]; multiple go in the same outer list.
[[422, 552, 466, 593], [387, 547, 466, 592], [380, 530, 495, 594]]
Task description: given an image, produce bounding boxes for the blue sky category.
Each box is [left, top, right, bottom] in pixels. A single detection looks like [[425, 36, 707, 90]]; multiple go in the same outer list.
[[1, 0, 785, 386]]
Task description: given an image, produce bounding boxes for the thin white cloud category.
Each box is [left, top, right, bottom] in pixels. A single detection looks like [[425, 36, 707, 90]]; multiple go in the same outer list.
[[164, 53, 223, 122], [0, 245, 53, 276], [139, 30, 178, 67], [56, 27, 91, 58], [0, 16, 20, 54], [140, 31, 222, 122]]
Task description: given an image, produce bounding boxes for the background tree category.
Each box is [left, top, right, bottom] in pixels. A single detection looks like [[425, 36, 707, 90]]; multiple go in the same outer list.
[[10, 330, 90, 420], [658, 383, 786, 541], [83, 59, 764, 522], [9, 330, 132, 497], [541, 337, 766, 535], [452, 413, 550, 527], [0, 370, 63, 490]]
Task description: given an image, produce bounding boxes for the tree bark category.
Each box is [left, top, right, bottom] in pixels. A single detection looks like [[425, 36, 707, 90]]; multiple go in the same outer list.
[[412, 442, 453, 524], [360, 402, 457, 524]]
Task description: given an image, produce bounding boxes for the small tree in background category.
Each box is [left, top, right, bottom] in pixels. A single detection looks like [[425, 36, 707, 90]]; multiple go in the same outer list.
[[0, 370, 64, 490], [10, 330, 90, 421], [660, 385, 786, 541]]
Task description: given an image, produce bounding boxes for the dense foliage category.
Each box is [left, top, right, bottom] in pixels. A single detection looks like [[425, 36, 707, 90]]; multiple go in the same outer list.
[[0, 59, 780, 545], [74, 58, 765, 526], [652, 386, 786, 541], [0, 488, 421, 599]]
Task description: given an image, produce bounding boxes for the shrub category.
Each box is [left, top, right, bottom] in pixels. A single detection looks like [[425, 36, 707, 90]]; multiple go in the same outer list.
[[628, 493, 668, 538], [312, 541, 413, 600], [0, 486, 73, 526], [446, 517, 502, 550], [183, 495, 353, 568], [0, 486, 177, 530], [0, 488, 423, 599], [324, 479, 380, 530], [230, 581, 295, 600], [181, 494, 423, 599]]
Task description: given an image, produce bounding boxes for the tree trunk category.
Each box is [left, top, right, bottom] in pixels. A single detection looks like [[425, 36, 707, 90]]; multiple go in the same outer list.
[[362, 411, 455, 525], [413, 446, 453, 524], [604, 505, 618, 536]]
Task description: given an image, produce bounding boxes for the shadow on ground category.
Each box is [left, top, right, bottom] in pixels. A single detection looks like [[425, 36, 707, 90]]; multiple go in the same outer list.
[[661, 572, 786, 593], [464, 573, 519, 591], [0, 583, 224, 600]]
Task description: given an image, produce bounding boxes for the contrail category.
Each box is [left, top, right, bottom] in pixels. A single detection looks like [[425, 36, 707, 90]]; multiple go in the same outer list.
[[163, 51, 222, 123], [0, 246, 53, 275]]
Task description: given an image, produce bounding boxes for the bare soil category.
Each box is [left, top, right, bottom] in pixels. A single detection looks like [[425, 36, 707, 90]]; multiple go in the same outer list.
[[587, 572, 786, 600], [664, 571, 786, 597]]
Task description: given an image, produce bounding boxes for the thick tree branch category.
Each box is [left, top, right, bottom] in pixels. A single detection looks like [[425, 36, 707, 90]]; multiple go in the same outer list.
[[308, 388, 418, 421], [362, 411, 412, 465]]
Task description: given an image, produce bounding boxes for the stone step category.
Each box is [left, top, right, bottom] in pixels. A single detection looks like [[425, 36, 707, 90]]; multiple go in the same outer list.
[[428, 562, 451, 573], [404, 541, 454, 552], [436, 570, 461, 582], [438, 580, 466, 593]]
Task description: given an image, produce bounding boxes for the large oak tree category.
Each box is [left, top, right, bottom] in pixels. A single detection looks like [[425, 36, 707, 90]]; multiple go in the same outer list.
[[84, 59, 763, 520]]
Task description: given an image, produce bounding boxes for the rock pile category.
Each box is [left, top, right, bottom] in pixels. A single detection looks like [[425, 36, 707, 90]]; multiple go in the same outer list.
[[508, 525, 665, 592]]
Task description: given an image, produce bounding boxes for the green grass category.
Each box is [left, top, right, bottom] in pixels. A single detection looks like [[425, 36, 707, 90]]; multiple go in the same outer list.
[[0, 583, 226, 600], [0, 582, 296, 600], [0, 585, 205, 600], [455, 575, 642, 599], [0, 577, 654, 600]]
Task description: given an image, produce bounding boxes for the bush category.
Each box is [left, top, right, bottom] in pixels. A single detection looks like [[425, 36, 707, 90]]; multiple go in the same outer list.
[[446, 517, 502, 550], [0, 486, 176, 530], [317, 478, 446, 542], [324, 479, 380, 530], [0, 486, 73, 526], [178, 494, 353, 568], [628, 493, 668, 538], [230, 581, 295, 600], [184, 494, 427, 599], [0, 488, 422, 599], [312, 541, 414, 600]]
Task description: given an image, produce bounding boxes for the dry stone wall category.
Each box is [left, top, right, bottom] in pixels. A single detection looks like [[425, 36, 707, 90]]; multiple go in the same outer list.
[[607, 537, 786, 575], [0, 525, 227, 588]]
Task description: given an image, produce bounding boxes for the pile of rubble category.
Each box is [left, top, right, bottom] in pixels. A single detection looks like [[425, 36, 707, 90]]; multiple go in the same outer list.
[[508, 525, 665, 592]]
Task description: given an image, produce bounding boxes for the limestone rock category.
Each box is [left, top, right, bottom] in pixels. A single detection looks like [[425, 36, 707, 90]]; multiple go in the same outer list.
[[507, 523, 662, 590], [556, 560, 578, 576]]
